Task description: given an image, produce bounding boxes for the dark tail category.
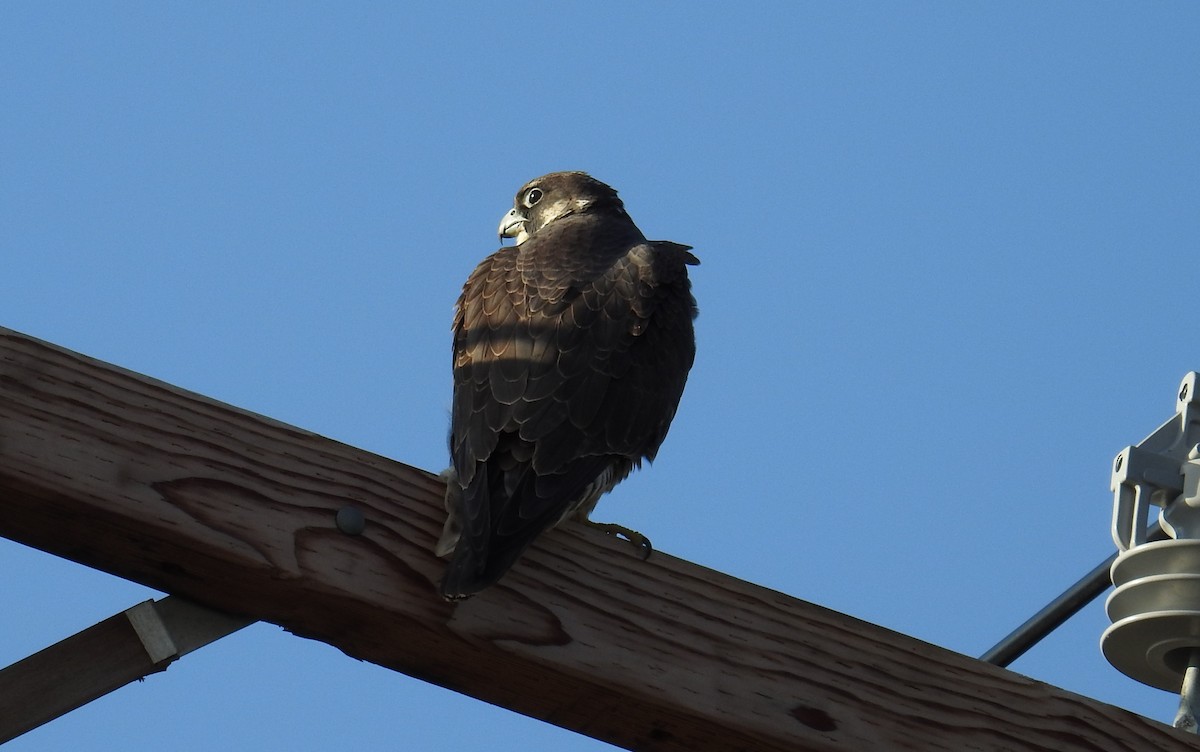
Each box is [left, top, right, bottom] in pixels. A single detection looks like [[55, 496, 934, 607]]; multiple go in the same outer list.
[[438, 478, 534, 600], [439, 537, 535, 600], [438, 462, 572, 599], [439, 545, 485, 600]]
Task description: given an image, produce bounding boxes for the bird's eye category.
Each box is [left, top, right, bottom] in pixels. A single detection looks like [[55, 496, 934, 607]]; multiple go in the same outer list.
[[523, 188, 543, 208]]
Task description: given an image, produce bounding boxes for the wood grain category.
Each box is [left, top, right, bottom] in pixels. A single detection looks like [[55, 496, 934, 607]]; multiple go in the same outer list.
[[0, 326, 1191, 751]]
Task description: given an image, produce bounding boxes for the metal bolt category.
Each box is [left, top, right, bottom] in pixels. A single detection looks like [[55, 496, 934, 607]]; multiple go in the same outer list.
[[336, 506, 366, 536]]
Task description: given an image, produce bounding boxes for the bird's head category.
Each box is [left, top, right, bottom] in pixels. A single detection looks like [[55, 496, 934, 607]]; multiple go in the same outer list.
[[498, 171, 626, 244]]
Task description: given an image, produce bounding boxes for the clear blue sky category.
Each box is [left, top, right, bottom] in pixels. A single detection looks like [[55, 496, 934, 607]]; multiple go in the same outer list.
[[2, 3, 1198, 749]]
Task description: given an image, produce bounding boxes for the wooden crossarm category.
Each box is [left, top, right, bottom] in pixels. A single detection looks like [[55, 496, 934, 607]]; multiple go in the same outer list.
[[0, 327, 1191, 751]]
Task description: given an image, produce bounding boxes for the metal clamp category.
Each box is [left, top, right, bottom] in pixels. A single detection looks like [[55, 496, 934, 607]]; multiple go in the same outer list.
[[1110, 372, 1200, 550]]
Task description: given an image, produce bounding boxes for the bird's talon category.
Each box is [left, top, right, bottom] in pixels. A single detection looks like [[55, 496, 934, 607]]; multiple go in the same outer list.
[[587, 521, 653, 560]]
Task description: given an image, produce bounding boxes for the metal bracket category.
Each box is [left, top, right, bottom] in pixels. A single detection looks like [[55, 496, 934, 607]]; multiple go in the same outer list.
[[0, 595, 254, 743], [1111, 372, 1200, 550]]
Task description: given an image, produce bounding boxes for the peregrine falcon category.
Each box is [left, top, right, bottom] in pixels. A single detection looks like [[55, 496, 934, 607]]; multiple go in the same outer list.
[[437, 171, 698, 599]]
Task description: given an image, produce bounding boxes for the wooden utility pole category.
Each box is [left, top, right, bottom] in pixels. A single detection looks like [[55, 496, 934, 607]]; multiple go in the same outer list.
[[0, 326, 1192, 751]]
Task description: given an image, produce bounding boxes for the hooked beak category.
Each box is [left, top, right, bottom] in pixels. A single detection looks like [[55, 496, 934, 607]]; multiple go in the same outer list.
[[498, 207, 529, 244]]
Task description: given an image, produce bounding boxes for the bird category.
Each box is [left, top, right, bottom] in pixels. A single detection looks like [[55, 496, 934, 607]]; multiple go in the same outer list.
[[436, 171, 698, 599]]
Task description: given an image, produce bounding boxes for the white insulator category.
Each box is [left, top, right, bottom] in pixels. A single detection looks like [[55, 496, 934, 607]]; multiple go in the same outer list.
[[1103, 540, 1200, 691]]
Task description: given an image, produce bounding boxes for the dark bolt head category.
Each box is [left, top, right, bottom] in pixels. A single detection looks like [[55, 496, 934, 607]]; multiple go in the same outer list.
[[336, 506, 366, 536]]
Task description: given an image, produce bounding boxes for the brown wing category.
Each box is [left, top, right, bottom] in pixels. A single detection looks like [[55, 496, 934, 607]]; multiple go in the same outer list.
[[442, 212, 697, 596]]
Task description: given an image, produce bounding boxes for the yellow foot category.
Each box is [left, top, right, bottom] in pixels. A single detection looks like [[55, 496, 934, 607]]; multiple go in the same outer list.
[[585, 521, 653, 560]]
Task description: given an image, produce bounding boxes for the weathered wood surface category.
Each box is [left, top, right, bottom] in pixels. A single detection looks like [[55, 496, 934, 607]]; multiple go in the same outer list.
[[0, 326, 1192, 751]]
